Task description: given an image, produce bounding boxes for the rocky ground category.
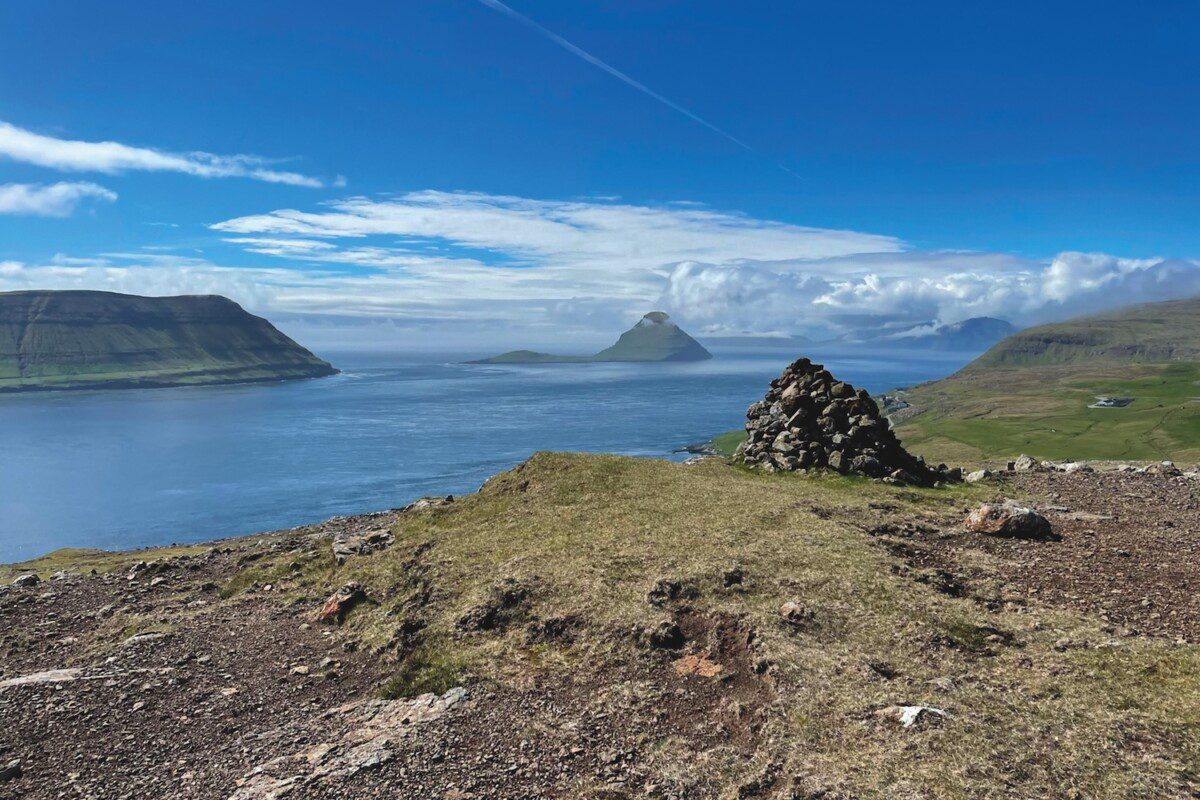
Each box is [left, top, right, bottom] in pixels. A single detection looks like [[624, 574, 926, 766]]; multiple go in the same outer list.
[[2, 456, 1199, 799], [876, 466, 1200, 642], [0, 510, 772, 799]]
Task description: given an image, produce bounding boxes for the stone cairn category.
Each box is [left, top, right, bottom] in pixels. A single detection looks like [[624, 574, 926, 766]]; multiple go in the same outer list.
[[736, 357, 960, 486]]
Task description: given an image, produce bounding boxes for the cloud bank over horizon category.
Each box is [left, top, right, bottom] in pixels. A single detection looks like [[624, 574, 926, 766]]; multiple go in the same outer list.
[[2, 190, 1198, 347]]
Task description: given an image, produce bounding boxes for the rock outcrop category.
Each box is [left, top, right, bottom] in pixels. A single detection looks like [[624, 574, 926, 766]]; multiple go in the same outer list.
[[737, 358, 959, 485]]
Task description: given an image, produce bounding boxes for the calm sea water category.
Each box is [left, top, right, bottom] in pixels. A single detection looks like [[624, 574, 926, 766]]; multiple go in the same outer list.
[[0, 346, 970, 562]]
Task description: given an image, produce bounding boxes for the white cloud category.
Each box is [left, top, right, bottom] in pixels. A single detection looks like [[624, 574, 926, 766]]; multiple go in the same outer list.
[[207, 192, 1200, 339], [212, 191, 904, 272], [0, 121, 327, 188], [658, 252, 1200, 337], [0, 182, 116, 217]]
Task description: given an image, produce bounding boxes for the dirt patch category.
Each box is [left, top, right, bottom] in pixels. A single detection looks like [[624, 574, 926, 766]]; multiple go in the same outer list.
[[873, 470, 1200, 641]]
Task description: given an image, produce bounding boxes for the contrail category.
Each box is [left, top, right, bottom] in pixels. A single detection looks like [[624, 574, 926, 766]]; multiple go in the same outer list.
[[474, 0, 799, 179]]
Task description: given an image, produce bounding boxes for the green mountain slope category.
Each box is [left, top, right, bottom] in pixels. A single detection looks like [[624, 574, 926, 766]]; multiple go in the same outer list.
[[0, 290, 337, 392], [967, 298, 1200, 368], [893, 297, 1200, 464], [471, 311, 712, 364]]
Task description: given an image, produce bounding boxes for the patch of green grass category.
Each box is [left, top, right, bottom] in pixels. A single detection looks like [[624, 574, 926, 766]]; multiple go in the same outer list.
[[710, 429, 747, 456], [380, 641, 472, 699]]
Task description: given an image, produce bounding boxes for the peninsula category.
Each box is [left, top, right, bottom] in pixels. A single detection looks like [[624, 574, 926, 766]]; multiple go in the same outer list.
[[471, 311, 712, 364], [0, 290, 337, 392]]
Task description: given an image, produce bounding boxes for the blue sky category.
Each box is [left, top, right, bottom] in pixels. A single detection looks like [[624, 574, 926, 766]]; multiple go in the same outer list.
[[2, 1, 1199, 347]]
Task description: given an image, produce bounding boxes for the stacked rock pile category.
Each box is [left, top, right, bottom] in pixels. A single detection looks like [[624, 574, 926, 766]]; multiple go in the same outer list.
[[736, 357, 960, 486]]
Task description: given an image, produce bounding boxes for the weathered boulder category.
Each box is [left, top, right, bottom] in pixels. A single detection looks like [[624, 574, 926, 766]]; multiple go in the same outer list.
[[965, 469, 992, 483], [1010, 454, 1042, 472], [965, 502, 1055, 539], [738, 357, 958, 485], [11, 574, 39, 588]]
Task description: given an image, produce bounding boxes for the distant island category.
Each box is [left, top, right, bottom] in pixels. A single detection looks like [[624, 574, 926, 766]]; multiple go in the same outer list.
[[471, 311, 713, 364], [0, 290, 337, 392]]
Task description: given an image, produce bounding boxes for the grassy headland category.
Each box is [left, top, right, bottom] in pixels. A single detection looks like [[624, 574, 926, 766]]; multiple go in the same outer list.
[[0, 290, 336, 392]]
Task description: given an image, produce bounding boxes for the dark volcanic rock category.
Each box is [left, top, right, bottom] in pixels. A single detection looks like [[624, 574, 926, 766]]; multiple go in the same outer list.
[[736, 357, 958, 486]]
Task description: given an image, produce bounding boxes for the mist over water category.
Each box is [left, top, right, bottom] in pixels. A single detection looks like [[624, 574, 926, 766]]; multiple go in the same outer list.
[[0, 346, 970, 562]]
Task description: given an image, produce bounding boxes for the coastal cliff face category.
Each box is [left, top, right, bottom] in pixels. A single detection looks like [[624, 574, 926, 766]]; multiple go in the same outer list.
[[0, 290, 336, 392]]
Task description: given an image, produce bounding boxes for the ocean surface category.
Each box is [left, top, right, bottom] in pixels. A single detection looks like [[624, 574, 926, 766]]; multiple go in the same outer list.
[[0, 346, 972, 562]]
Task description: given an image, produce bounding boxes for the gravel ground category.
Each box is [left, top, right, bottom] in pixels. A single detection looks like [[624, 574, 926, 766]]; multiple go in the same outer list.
[[0, 527, 771, 800], [872, 468, 1200, 641]]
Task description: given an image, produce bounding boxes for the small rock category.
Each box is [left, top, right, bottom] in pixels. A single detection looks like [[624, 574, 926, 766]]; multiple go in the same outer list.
[[318, 583, 367, 624], [874, 704, 950, 728], [964, 469, 992, 483], [778, 601, 815, 628], [0, 759, 21, 783]]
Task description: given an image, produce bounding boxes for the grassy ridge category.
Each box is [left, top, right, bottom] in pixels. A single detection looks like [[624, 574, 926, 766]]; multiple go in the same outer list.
[[968, 297, 1200, 369]]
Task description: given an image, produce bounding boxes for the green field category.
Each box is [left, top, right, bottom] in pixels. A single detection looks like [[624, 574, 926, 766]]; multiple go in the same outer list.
[[895, 364, 1200, 466]]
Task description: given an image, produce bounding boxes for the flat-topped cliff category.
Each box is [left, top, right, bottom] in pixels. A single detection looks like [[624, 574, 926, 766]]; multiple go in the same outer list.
[[0, 290, 336, 392]]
